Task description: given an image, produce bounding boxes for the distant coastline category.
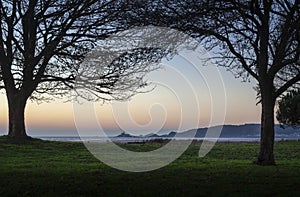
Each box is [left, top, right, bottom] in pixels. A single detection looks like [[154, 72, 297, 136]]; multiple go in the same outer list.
[[35, 124, 300, 142]]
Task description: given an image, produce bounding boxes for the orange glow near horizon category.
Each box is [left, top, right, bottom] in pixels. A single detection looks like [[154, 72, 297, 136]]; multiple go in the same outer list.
[[0, 57, 269, 136], [0, 74, 263, 136]]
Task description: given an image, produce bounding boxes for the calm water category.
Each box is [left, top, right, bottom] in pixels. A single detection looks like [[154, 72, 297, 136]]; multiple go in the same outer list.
[[36, 136, 300, 143]]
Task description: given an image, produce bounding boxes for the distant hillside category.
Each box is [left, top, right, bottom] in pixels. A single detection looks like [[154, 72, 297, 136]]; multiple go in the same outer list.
[[160, 124, 300, 138], [115, 132, 137, 138], [115, 124, 300, 138]]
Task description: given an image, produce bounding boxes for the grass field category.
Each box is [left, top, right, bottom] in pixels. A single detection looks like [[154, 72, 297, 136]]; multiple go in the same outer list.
[[1, 136, 300, 196]]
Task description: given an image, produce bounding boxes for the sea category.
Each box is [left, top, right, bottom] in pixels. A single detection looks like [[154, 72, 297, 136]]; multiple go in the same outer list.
[[35, 136, 300, 143]]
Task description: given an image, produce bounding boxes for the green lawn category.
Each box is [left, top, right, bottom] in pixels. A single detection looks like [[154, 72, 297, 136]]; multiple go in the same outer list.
[[1, 137, 300, 196]]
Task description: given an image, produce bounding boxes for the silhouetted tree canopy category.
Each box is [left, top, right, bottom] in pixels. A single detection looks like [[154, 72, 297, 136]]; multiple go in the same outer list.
[[127, 0, 300, 165], [0, 0, 198, 138], [0, 0, 160, 102], [0, 0, 173, 137]]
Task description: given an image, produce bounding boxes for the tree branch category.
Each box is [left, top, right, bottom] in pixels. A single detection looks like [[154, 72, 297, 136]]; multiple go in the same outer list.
[[275, 73, 300, 97], [201, 27, 259, 80], [269, 1, 300, 77]]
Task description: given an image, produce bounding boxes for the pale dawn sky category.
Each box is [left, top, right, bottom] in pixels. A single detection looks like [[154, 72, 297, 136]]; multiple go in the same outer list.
[[0, 49, 264, 137]]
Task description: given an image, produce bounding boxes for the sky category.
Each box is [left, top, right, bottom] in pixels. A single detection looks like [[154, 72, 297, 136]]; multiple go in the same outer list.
[[0, 49, 265, 137]]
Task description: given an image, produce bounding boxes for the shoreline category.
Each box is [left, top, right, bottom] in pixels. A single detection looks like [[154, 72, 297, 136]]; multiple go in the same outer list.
[[31, 136, 300, 144], [2, 135, 300, 144]]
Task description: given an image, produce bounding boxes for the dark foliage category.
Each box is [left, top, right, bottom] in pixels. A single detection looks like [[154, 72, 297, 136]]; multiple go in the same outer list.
[[277, 89, 300, 127]]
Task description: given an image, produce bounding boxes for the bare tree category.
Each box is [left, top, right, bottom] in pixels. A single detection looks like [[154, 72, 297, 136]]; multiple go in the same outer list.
[[0, 0, 168, 138], [130, 0, 300, 165]]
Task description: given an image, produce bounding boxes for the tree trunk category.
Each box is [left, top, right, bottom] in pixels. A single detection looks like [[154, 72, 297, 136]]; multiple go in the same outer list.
[[256, 87, 276, 165], [7, 94, 29, 138]]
